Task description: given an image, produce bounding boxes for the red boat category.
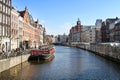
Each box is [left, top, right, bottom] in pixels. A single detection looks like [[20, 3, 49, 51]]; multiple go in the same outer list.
[[28, 45, 55, 61]]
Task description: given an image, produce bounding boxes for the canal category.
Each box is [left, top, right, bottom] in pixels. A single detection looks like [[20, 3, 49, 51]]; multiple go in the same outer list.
[[0, 46, 120, 80]]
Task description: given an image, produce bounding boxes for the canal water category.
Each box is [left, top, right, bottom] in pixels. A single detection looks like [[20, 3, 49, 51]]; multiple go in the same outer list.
[[0, 46, 120, 80]]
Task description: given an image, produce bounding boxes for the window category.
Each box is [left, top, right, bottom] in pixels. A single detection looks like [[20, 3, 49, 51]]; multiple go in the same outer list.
[[8, 0, 11, 6], [0, 4, 2, 11], [0, 25, 1, 36], [3, 0, 6, 3], [6, 0, 9, 5], [0, 13, 2, 23], [3, 5, 5, 13], [5, 16, 7, 24], [7, 27, 8, 36], [3, 14, 5, 24], [5, 6, 8, 14], [6, 26, 7, 36], [8, 17, 10, 25], [3, 26, 4, 36], [4, 26, 6, 36], [8, 8, 10, 14]]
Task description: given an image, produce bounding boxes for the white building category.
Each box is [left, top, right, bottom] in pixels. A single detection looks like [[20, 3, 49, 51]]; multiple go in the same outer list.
[[18, 15, 24, 48], [39, 25, 45, 45], [55, 34, 68, 43], [11, 8, 19, 50], [82, 26, 96, 43], [0, 0, 11, 52]]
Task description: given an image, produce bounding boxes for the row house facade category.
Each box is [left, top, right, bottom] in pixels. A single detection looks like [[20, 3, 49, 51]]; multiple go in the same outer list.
[[11, 7, 19, 50], [0, 0, 11, 52], [9, 7, 45, 50], [81, 26, 96, 43], [114, 19, 120, 42], [39, 24, 45, 45], [45, 35, 55, 44], [81, 26, 87, 42], [18, 7, 42, 49], [101, 17, 119, 42], [95, 19, 102, 43], [18, 15, 24, 49], [86, 26, 96, 43], [55, 34, 68, 43], [69, 18, 83, 42]]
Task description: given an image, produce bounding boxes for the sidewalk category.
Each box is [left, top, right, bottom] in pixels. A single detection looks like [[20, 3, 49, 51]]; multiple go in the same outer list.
[[0, 49, 30, 60]]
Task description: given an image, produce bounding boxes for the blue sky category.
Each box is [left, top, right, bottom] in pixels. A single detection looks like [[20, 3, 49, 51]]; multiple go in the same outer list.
[[12, 0, 120, 35]]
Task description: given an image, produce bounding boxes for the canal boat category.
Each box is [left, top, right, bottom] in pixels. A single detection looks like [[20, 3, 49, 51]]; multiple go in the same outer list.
[[28, 45, 55, 61]]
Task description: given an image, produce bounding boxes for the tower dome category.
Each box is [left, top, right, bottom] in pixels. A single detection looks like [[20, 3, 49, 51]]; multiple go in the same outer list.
[[77, 18, 81, 25]]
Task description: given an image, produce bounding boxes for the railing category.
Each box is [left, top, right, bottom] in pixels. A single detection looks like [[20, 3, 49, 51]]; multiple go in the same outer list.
[[76, 42, 120, 60], [0, 49, 30, 60]]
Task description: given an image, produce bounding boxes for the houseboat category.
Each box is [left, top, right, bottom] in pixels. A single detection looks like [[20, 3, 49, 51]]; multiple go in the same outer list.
[[28, 45, 55, 61]]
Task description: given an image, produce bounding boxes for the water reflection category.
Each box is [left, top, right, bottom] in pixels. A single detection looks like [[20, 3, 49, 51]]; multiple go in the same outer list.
[[29, 55, 55, 65], [0, 63, 23, 80], [0, 46, 120, 80]]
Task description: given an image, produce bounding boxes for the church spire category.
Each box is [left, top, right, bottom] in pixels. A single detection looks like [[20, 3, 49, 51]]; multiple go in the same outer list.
[[77, 18, 81, 25], [25, 6, 28, 10]]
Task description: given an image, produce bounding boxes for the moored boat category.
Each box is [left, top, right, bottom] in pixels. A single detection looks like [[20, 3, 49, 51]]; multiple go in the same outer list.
[[28, 45, 55, 61]]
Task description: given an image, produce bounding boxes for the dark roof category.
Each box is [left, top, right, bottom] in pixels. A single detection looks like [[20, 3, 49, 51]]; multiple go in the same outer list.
[[18, 10, 25, 17], [106, 17, 119, 23]]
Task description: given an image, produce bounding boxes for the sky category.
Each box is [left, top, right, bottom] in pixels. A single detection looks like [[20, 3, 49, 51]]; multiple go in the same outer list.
[[12, 0, 120, 36]]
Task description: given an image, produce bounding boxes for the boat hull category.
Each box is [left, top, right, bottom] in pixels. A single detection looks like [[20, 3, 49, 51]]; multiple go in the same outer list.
[[28, 53, 54, 61], [28, 46, 55, 62]]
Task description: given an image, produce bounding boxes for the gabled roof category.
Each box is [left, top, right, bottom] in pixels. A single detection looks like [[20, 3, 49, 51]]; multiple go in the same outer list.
[[18, 10, 25, 17]]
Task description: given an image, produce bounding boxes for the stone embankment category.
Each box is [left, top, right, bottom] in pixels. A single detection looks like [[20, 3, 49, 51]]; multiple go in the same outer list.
[[70, 43, 120, 63], [0, 54, 30, 72]]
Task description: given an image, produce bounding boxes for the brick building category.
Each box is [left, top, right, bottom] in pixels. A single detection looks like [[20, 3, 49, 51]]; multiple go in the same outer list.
[[69, 18, 83, 42], [18, 7, 41, 49]]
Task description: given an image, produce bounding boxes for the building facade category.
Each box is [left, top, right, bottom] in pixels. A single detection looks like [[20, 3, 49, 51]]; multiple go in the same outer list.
[[18, 7, 42, 49], [81, 26, 87, 42], [11, 7, 19, 50], [0, 0, 11, 52], [55, 34, 68, 43], [78, 25, 96, 43], [84, 26, 96, 43], [113, 19, 120, 42], [69, 18, 83, 42], [101, 18, 118, 42], [95, 19, 102, 43], [45, 35, 55, 44], [39, 24, 45, 45], [18, 15, 24, 48]]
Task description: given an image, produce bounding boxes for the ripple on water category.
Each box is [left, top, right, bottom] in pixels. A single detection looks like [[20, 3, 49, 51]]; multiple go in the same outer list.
[[0, 46, 120, 80]]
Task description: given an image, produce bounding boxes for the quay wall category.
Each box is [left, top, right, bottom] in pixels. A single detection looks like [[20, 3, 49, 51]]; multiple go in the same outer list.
[[69, 43, 120, 63], [0, 54, 30, 72]]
